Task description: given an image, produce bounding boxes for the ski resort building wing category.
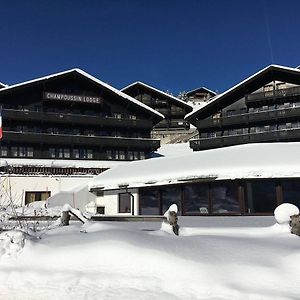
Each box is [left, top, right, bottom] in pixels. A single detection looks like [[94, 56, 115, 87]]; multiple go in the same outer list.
[[73, 142, 300, 216]]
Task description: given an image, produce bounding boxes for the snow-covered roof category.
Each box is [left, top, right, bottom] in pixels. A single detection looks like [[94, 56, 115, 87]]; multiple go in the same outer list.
[[0, 158, 129, 169], [121, 81, 193, 110], [89, 142, 300, 191], [186, 86, 217, 96], [185, 64, 300, 120], [0, 69, 164, 120], [0, 81, 7, 88]]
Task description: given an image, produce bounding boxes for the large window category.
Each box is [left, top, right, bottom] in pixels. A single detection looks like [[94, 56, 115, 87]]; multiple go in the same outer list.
[[25, 191, 51, 205], [281, 180, 300, 209], [160, 186, 182, 215], [211, 182, 240, 214], [183, 184, 209, 214], [119, 193, 131, 213], [139, 188, 160, 215], [245, 181, 277, 214]]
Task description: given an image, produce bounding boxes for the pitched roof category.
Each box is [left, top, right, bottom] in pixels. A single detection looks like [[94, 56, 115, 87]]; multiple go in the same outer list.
[[0, 69, 164, 120], [186, 86, 217, 97], [121, 81, 193, 110], [185, 64, 300, 120]]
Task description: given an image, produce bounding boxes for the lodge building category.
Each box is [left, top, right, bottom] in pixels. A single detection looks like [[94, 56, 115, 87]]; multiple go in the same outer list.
[[185, 86, 216, 105], [121, 81, 193, 130], [0, 69, 164, 164], [186, 65, 300, 151]]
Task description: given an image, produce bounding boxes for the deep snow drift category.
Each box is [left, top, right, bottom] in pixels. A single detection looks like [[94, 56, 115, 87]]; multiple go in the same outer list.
[[0, 216, 299, 300]]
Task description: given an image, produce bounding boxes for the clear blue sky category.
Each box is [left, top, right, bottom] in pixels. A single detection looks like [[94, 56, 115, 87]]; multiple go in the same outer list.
[[1, 0, 300, 95]]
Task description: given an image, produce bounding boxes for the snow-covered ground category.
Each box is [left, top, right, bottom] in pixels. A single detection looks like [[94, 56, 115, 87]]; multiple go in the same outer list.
[[0, 215, 299, 300]]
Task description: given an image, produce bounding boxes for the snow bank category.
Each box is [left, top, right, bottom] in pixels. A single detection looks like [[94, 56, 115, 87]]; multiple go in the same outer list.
[[0, 217, 299, 300], [0, 231, 25, 258]]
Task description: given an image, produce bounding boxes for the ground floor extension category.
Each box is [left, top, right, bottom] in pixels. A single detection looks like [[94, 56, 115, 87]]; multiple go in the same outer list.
[[136, 179, 300, 216]]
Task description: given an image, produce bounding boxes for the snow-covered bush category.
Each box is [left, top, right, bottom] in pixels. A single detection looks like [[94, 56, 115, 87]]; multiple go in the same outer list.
[[274, 203, 299, 224]]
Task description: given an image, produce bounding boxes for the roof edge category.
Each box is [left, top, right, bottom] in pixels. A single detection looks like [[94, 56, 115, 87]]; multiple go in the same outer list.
[[185, 64, 300, 120], [0, 69, 164, 120], [122, 81, 194, 109]]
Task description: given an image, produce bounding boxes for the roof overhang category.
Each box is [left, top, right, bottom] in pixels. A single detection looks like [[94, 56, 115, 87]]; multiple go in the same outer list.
[[186, 86, 217, 97], [0, 69, 164, 122], [122, 81, 193, 112]]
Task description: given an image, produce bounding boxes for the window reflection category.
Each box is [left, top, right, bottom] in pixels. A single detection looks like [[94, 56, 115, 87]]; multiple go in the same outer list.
[[161, 186, 182, 215], [245, 181, 277, 213], [139, 188, 160, 215], [211, 183, 240, 214], [183, 184, 209, 214], [281, 180, 300, 209]]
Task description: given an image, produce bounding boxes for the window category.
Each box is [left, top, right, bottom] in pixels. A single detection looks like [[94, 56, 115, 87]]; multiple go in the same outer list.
[[11, 147, 18, 157], [96, 206, 105, 214], [183, 184, 209, 215], [80, 149, 87, 159], [129, 114, 136, 120], [281, 180, 300, 209], [139, 188, 160, 215], [240, 107, 247, 114], [73, 149, 80, 159], [134, 151, 139, 160], [245, 181, 277, 214], [18, 147, 25, 157], [58, 148, 64, 158], [211, 183, 240, 214], [119, 151, 125, 160], [114, 113, 122, 119], [140, 152, 145, 160], [1, 146, 8, 157], [119, 193, 131, 213], [49, 148, 56, 158], [113, 150, 119, 160], [25, 191, 51, 205], [128, 151, 133, 160], [87, 150, 93, 159], [26, 147, 34, 157], [212, 112, 221, 119], [161, 186, 182, 215], [226, 110, 236, 116], [208, 132, 217, 138], [106, 150, 112, 160], [64, 149, 70, 158]]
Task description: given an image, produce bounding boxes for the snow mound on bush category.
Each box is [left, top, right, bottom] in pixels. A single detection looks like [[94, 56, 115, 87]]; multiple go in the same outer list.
[[274, 203, 299, 224], [0, 231, 25, 258]]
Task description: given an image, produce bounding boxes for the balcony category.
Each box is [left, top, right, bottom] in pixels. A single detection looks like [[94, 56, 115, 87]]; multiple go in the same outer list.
[[196, 106, 300, 130], [2, 131, 161, 150], [245, 86, 300, 104], [190, 128, 300, 151], [2, 109, 153, 129], [154, 119, 190, 130]]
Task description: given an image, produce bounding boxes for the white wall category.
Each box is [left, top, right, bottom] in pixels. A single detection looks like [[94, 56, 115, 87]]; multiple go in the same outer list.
[[0, 175, 94, 207], [96, 188, 139, 215]]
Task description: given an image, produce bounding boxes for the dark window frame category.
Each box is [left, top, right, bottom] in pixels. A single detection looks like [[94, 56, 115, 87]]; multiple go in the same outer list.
[[118, 193, 131, 213]]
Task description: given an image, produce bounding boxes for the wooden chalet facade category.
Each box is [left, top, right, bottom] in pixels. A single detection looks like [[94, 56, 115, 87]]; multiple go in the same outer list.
[[186, 87, 216, 105], [186, 65, 300, 151], [121, 81, 193, 130], [0, 69, 164, 163]]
